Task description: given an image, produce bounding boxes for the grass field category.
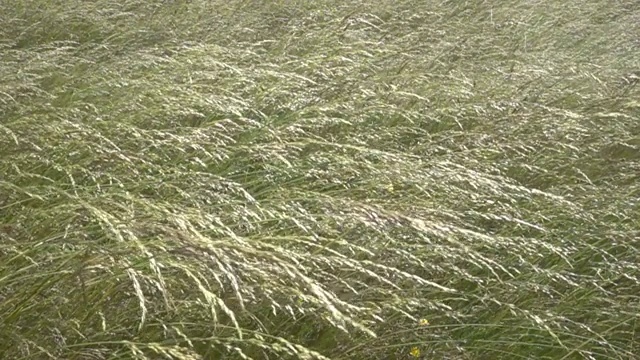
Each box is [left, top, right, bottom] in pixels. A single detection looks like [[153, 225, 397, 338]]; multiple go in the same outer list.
[[1, 0, 639, 359]]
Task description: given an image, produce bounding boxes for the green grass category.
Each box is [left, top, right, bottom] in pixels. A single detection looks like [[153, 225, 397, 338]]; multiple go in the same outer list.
[[1, 0, 639, 359]]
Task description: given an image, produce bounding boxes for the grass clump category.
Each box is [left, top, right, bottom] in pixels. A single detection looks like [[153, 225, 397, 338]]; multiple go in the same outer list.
[[1, 0, 639, 359]]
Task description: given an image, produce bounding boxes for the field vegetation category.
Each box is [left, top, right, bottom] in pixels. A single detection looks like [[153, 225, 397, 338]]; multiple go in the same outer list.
[[1, 0, 639, 359]]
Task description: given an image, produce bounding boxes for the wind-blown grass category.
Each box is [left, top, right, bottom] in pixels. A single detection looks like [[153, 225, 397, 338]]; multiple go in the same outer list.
[[1, 0, 639, 359]]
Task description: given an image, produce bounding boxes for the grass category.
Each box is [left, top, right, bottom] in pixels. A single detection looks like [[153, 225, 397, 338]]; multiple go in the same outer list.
[[1, 0, 639, 359]]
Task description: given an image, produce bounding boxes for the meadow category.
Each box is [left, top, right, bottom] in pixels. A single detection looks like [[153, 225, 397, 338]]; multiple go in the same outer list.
[[1, 0, 639, 359]]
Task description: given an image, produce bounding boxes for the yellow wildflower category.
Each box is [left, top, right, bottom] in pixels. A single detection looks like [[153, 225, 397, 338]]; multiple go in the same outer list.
[[419, 318, 430, 326], [410, 346, 421, 357]]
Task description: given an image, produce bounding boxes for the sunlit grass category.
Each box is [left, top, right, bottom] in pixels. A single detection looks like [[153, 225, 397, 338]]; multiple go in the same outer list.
[[1, 0, 639, 359]]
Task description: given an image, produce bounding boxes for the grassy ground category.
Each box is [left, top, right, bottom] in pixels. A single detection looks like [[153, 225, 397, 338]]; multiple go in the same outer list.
[[1, 0, 639, 359]]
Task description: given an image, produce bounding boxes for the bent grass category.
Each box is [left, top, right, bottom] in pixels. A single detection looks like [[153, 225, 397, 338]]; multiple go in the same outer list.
[[1, 0, 639, 359]]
